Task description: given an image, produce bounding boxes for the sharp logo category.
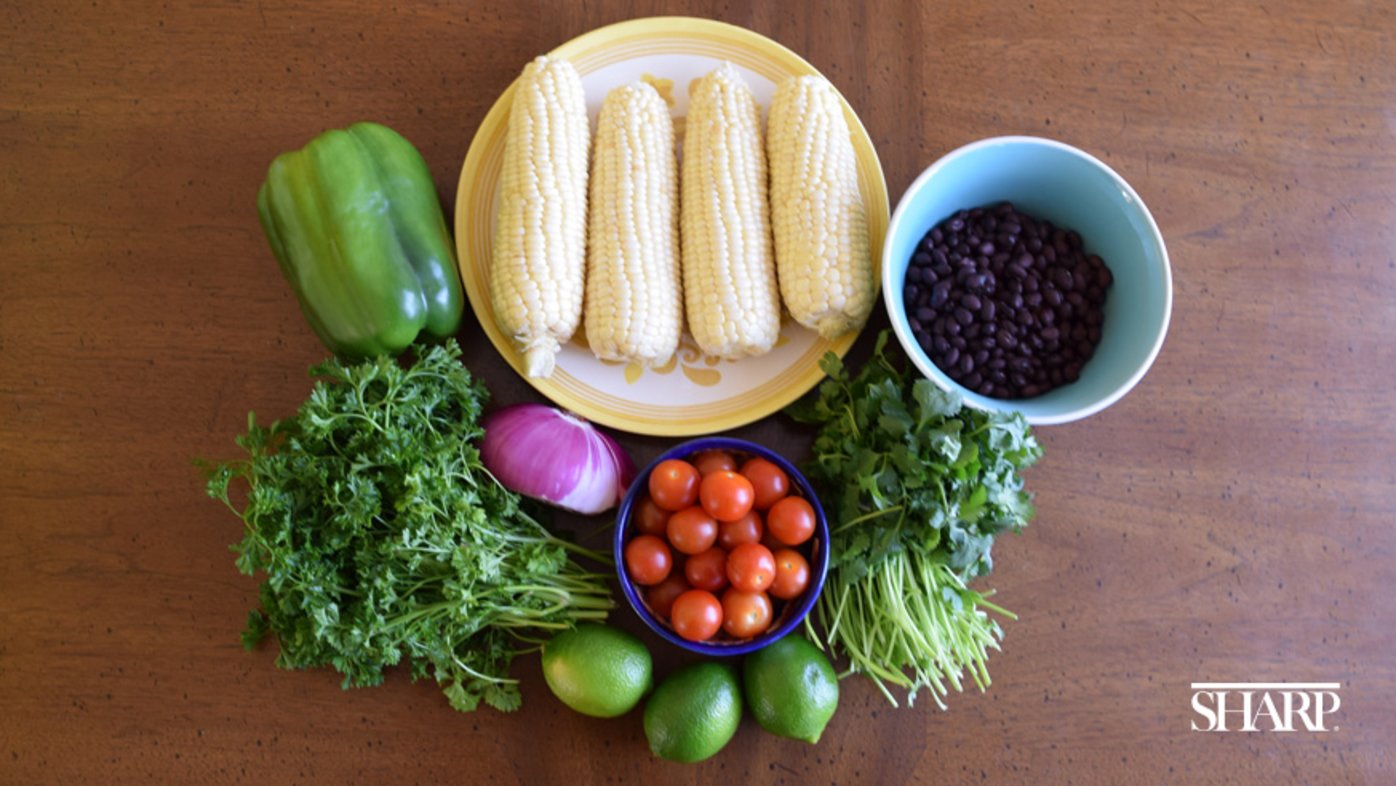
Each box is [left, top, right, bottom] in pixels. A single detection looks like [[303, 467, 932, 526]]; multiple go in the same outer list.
[[1190, 682, 1341, 732]]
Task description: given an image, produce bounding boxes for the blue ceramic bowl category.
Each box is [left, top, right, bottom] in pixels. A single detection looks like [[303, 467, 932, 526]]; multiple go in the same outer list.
[[883, 136, 1173, 425], [614, 437, 829, 657]]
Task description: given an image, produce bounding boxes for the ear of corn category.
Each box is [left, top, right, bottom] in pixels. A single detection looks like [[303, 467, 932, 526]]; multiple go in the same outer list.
[[767, 75, 875, 340], [584, 83, 683, 367], [490, 56, 590, 379], [680, 63, 782, 359]]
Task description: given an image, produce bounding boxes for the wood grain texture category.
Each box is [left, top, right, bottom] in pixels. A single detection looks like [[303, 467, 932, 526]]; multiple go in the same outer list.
[[2, 0, 1394, 783]]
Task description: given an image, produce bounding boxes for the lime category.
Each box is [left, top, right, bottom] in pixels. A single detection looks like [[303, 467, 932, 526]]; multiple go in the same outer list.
[[643, 662, 743, 763], [541, 624, 652, 718], [742, 635, 839, 743]]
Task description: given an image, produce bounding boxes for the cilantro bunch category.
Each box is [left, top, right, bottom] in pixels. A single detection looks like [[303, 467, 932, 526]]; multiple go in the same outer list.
[[205, 341, 612, 712], [787, 332, 1042, 708]]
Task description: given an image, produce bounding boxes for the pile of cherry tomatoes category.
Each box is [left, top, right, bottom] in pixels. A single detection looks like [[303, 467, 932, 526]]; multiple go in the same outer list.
[[623, 449, 818, 643]]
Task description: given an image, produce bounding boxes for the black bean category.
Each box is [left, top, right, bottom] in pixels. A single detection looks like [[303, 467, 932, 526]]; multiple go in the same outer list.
[[905, 202, 1110, 400], [931, 281, 951, 308]]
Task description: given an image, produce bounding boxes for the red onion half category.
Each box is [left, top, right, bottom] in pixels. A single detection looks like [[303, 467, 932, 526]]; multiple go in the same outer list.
[[480, 404, 637, 515]]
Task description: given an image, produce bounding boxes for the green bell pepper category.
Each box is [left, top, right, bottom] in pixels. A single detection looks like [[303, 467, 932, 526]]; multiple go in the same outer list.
[[256, 122, 465, 358]]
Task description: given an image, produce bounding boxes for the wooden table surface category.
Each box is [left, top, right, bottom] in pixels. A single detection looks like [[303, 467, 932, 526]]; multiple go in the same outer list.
[[4, 1, 1394, 783]]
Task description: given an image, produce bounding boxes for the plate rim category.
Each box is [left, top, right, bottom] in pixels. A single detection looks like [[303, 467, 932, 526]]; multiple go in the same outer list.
[[454, 16, 889, 436]]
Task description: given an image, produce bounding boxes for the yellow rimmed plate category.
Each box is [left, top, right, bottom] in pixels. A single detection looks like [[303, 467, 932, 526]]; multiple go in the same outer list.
[[455, 16, 888, 436]]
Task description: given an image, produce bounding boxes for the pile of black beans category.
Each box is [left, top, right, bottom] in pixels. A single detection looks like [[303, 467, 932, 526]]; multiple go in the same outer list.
[[904, 202, 1112, 399]]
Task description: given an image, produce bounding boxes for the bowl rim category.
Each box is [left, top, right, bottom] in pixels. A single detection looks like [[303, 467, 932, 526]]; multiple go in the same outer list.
[[613, 437, 830, 656], [880, 135, 1174, 425]]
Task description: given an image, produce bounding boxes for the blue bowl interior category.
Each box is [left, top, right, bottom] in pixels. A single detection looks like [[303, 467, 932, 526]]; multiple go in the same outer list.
[[613, 437, 829, 657], [884, 137, 1171, 424]]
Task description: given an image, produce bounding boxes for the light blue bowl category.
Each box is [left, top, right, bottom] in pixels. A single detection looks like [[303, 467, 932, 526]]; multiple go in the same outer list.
[[882, 136, 1172, 425]]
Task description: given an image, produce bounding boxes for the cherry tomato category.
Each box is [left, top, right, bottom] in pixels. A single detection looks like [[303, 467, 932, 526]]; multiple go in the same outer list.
[[721, 589, 773, 639], [666, 506, 719, 555], [767, 496, 816, 546], [649, 459, 701, 512], [769, 548, 811, 600], [691, 450, 737, 476], [726, 542, 776, 593], [633, 496, 670, 538], [645, 572, 690, 620], [671, 589, 723, 642], [699, 470, 756, 523], [624, 535, 672, 586], [718, 510, 764, 550], [759, 525, 785, 553], [684, 547, 729, 592], [740, 457, 790, 511]]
